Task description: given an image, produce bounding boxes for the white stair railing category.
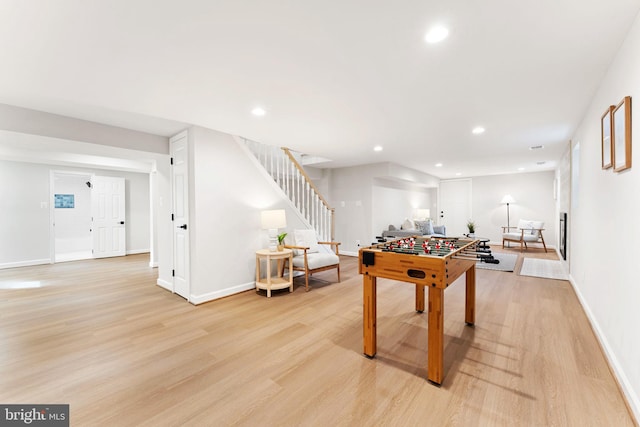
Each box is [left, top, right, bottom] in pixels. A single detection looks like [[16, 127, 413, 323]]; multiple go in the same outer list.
[[243, 138, 335, 242]]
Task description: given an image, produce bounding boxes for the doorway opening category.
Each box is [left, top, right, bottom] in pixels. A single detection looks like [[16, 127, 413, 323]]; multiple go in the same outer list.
[[50, 171, 128, 263], [51, 171, 93, 262]]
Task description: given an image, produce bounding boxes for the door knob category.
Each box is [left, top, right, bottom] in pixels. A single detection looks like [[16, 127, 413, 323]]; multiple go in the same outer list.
[[178, 224, 187, 230]]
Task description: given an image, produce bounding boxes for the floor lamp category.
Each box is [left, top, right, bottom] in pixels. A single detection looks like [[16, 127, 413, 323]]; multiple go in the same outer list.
[[501, 195, 515, 247]]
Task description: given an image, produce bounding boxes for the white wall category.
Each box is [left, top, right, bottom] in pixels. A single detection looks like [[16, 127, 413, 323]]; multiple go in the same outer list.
[[328, 163, 439, 254], [0, 160, 51, 267], [0, 106, 172, 278], [0, 103, 169, 155], [569, 10, 640, 420], [328, 164, 378, 255], [0, 159, 152, 268], [327, 163, 555, 252], [372, 178, 435, 236], [186, 126, 309, 303], [469, 171, 557, 246]]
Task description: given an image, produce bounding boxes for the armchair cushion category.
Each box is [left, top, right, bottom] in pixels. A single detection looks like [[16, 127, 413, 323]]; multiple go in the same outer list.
[[503, 219, 547, 252], [293, 229, 320, 255], [285, 229, 341, 291], [516, 219, 544, 235], [503, 232, 540, 243], [292, 252, 339, 270]]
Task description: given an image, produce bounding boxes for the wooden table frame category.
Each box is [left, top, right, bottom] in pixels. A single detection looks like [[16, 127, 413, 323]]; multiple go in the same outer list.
[[360, 240, 477, 385], [255, 248, 293, 297]]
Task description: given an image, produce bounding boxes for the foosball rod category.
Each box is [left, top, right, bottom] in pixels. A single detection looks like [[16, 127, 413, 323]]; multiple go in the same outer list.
[[452, 255, 482, 261], [459, 250, 492, 257]]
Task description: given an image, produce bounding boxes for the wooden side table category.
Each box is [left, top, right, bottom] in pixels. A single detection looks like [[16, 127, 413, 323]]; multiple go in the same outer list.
[[255, 248, 293, 297]]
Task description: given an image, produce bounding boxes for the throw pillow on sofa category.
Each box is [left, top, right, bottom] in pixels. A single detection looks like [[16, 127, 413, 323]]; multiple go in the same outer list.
[[414, 220, 434, 235], [401, 219, 415, 230]]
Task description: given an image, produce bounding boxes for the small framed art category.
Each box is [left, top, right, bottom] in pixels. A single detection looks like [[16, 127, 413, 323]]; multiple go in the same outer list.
[[612, 96, 632, 172], [601, 105, 614, 169], [54, 194, 75, 208]]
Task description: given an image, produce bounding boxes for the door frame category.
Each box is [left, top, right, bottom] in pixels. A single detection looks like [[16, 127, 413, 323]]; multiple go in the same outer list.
[[91, 175, 127, 258], [49, 170, 93, 263], [170, 130, 190, 301], [437, 178, 473, 237]]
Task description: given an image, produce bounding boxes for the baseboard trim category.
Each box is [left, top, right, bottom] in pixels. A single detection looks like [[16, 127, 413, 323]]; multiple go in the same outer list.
[[127, 249, 150, 255], [190, 282, 256, 305], [0, 258, 51, 270], [156, 278, 173, 292], [340, 251, 358, 257], [568, 274, 639, 424]]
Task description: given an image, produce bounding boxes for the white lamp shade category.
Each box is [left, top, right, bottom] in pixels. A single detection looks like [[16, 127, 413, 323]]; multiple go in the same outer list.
[[261, 209, 287, 229], [501, 195, 516, 204]]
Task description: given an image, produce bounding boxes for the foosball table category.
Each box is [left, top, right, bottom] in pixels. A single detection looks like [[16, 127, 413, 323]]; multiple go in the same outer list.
[[358, 236, 486, 385]]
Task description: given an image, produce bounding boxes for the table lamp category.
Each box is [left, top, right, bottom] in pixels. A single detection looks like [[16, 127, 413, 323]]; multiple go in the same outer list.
[[261, 209, 287, 251]]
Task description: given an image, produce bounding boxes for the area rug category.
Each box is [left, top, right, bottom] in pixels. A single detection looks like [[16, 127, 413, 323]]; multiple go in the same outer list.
[[520, 258, 569, 280], [475, 253, 517, 272]]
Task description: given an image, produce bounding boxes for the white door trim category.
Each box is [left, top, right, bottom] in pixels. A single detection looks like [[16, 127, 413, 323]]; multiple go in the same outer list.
[[170, 130, 190, 301], [49, 170, 94, 264], [438, 178, 473, 237]]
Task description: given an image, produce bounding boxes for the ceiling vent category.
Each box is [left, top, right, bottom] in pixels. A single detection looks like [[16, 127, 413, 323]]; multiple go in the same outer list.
[[529, 145, 544, 150]]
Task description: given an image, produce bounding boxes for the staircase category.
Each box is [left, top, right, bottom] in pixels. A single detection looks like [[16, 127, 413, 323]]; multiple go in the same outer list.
[[242, 138, 335, 242]]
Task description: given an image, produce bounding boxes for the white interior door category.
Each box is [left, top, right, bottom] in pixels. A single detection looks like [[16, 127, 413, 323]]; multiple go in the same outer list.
[[171, 131, 190, 300], [91, 176, 126, 258], [438, 179, 472, 237]]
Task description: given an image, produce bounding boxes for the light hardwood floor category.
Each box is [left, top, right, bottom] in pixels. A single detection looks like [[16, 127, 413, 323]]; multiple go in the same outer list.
[[0, 250, 636, 426]]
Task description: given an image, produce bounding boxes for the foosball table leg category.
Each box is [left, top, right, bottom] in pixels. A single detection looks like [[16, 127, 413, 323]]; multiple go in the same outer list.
[[415, 283, 425, 313], [427, 285, 444, 385], [363, 274, 377, 357]]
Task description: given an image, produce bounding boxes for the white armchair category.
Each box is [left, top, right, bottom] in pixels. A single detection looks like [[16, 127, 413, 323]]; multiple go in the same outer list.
[[502, 219, 547, 252], [284, 229, 341, 291]]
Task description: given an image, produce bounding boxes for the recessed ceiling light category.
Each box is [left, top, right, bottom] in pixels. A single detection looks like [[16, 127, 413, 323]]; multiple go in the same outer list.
[[435, 163, 443, 167], [374, 146, 383, 152], [425, 25, 449, 44], [518, 167, 525, 171], [472, 127, 485, 135], [455, 172, 462, 176], [251, 107, 266, 116]]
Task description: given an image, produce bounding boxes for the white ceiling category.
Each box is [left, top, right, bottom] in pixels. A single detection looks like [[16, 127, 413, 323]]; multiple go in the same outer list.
[[1, 1, 638, 179]]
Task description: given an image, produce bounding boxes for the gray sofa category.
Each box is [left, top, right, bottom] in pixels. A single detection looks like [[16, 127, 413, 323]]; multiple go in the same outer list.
[[381, 220, 446, 239]]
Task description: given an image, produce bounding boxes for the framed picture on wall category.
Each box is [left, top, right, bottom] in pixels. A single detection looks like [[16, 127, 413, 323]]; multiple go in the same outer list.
[[601, 105, 614, 169], [54, 194, 75, 208], [612, 96, 632, 172]]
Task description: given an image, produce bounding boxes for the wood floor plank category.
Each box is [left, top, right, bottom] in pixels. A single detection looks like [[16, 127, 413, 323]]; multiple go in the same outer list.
[[0, 251, 636, 426]]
